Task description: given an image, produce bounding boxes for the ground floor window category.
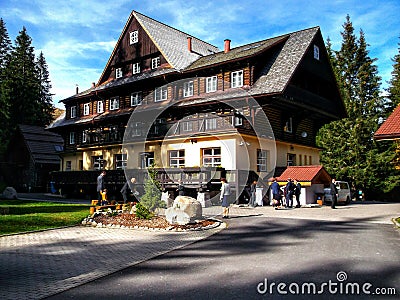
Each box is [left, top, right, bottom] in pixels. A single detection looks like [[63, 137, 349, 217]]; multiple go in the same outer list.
[[66, 161, 72, 171], [287, 153, 296, 166], [257, 149, 267, 171], [202, 147, 221, 167], [115, 153, 127, 169], [140, 152, 154, 168], [92, 156, 104, 170], [169, 150, 185, 167]]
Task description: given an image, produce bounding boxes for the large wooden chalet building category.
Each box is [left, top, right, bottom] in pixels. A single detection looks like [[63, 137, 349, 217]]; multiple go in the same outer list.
[[48, 10, 346, 201]]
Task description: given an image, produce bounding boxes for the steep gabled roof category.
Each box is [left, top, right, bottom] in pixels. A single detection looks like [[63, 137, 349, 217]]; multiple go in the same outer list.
[[374, 104, 400, 140], [133, 11, 219, 70], [250, 27, 320, 95], [18, 124, 63, 164]]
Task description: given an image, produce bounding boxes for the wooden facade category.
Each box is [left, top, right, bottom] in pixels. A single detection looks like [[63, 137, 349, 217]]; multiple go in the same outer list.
[[48, 10, 346, 200]]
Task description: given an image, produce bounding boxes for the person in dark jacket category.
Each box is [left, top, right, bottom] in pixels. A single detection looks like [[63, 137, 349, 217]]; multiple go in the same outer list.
[[96, 171, 106, 201], [120, 177, 137, 204], [294, 179, 301, 208], [284, 178, 295, 208], [330, 178, 338, 209]]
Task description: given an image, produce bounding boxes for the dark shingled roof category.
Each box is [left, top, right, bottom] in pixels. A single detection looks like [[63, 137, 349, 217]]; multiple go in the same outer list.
[[19, 124, 63, 164]]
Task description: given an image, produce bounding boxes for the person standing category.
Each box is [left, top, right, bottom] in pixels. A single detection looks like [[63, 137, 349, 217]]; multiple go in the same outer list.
[[294, 179, 301, 208], [330, 178, 338, 209], [284, 178, 295, 208], [249, 180, 257, 207], [120, 177, 137, 204], [270, 178, 281, 207], [220, 178, 231, 218], [96, 171, 106, 202]]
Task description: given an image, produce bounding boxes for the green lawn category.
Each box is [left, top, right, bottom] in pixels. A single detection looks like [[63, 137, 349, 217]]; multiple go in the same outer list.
[[0, 200, 90, 235]]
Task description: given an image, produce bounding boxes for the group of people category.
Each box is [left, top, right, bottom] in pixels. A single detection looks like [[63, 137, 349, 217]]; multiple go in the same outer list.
[[270, 177, 301, 209], [96, 171, 139, 205]]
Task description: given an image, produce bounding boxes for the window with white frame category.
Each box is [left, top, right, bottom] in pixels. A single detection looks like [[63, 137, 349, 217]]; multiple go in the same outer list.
[[231, 70, 243, 88], [69, 132, 75, 144], [83, 103, 90, 116], [110, 97, 120, 110], [182, 121, 193, 132], [70, 106, 77, 118], [206, 76, 217, 93], [169, 150, 185, 168], [284, 117, 293, 133], [115, 153, 127, 169], [313, 45, 320, 60], [132, 62, 141, 74], [205, 118, 217, 130], [115, 67, 123, 79], [257, 149, 267, 172], [287, 153, 296, 166], [151, 57, 160, 69], [131, 92, 142, 106], [202, 147, 221, 167], [129, 30, 138, 45], [82, 130, 89, 143], [92, 155, 104, 170], [154, 87, 167, 102], [183, 81, 194, 97], [97, 101, 104, 113]]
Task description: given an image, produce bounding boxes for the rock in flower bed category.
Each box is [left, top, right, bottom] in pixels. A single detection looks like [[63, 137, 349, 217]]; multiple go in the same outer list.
[[82, 212, 219, 231]]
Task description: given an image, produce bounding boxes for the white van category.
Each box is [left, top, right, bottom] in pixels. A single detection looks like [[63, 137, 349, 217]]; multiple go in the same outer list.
[[323, 181, 351, 205]]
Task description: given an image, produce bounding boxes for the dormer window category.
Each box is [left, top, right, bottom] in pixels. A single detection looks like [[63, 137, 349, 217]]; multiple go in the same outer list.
[[70, 106, 77, 118], [151, 57, 160, 69], [116, 68, 123, 79], [97, 101, 104, 113], [231, 70, 243, 88], [132, 62, 141, 74], [110, 97, 120, 110], [129, 30, 138, 45], [314, 45, 320, 60], [183, 81, 194, 97], [83, 103, 90, 116]]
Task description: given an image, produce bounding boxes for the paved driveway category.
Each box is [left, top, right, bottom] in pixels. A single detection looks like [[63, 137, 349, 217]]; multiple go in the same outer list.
[[1, 201, 399, 299]]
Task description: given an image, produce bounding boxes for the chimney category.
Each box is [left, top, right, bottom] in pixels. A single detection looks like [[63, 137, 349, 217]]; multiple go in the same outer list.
[[75, 85, 79, 94], [187, 36, 192, 52], [224, 39, 231, 53], [92, 82, 96, 88]]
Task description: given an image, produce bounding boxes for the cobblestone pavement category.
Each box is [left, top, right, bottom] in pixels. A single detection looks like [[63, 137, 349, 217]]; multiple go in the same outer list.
[[0, 201, 398, 300]]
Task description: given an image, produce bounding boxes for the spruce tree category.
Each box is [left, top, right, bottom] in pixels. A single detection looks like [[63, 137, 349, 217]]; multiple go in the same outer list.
[[0, 18, 12, 154], [36, 51, 54, 126], [387, 38, 400, 111], [318, 15, 396, 199]]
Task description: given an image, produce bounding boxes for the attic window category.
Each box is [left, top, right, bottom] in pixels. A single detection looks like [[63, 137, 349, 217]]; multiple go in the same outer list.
[[116, 68, 123, 79], [151, 57, 160, 69], [284, 117, 293, 133], [70, 106, 77, 118], [83, 103, 90, 116], [129, 30, 138, 44], [132, 62, 141, 74], [313, 45, 320, 60]]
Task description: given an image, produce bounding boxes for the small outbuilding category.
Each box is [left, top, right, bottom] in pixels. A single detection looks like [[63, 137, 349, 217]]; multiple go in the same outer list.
[[274, 165, 331, 205]]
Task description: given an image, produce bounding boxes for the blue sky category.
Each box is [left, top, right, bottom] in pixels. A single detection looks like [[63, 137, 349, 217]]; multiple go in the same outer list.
[[1, 0, 399, 108]]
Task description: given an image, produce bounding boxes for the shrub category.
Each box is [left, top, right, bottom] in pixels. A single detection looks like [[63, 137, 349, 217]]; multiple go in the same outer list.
[[135, 202, 153, 220]]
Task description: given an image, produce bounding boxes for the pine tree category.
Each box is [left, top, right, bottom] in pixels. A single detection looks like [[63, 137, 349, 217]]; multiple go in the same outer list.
[[387, 38, 400, 111], [36, 51, 54, 126], [7, 27, 41, 127], [0, 18, 12, 154], [318, 15, 396, 199], [140, 163, 165, 212]]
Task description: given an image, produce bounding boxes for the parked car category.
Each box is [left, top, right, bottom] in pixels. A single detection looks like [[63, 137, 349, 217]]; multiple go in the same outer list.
[[323, 181, 351, 205]]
